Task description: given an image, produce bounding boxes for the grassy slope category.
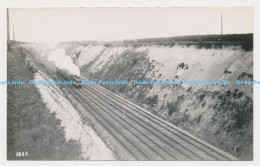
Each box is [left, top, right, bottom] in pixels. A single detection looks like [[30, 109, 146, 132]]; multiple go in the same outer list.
[[123, 34, 253, 51], [7, 44, 81, 160]]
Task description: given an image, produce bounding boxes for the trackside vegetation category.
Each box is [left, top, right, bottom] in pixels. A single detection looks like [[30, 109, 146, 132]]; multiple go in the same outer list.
[[7, 44, 82, 160]]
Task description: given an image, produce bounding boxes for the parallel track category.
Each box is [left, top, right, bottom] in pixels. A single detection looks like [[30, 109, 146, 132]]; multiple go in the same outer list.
[[78, 76, 238, 160], [57, 73, 150, 160], [77, 87, 179, 160], [39, 57, 238, 160]]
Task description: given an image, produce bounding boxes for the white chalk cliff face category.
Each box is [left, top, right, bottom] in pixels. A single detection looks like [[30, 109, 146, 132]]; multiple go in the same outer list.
[[34, 71, 115, 160], [60, 43, 253, 160]]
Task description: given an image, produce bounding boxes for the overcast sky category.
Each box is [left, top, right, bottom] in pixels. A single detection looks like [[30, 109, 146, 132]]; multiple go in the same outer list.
[[8, 7, 253, 43]]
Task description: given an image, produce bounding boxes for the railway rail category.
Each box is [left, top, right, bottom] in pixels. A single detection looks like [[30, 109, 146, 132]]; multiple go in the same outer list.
[[79, 78, 238, 160], [34, 54, 238, 160], [59, 73, 238, 160]]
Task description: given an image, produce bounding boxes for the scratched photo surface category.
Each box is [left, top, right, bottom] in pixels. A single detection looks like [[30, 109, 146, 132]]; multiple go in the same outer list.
[[7, 7, 253, 160]]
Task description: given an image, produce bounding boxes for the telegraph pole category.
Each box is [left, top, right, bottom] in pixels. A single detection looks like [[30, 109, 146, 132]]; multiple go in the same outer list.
[[7, 9, 10, 51], [13, 24, 15, 41], [219, 13, 223, 43], [221, 13, 223, 35]]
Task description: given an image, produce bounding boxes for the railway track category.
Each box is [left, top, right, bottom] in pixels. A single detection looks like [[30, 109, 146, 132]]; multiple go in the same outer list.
[[39, 58, 238, 160], [77, 76, 238, 160], [80, 85, 206, 160], [57, 74, 152, 160], [77, 86, 179, 160]]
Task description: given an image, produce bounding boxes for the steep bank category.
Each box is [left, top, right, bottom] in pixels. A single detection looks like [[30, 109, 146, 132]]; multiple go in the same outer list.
[[8, 43, 115, 160], [7, 43, 82, 160], [58, 40, 253, 160]]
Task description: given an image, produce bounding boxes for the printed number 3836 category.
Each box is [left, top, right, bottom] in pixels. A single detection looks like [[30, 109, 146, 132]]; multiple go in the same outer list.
[[16, 151, 28, 157]]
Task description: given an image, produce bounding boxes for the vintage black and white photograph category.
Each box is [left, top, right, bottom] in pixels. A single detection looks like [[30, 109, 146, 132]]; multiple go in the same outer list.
[[6, 7, 253, 160]]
